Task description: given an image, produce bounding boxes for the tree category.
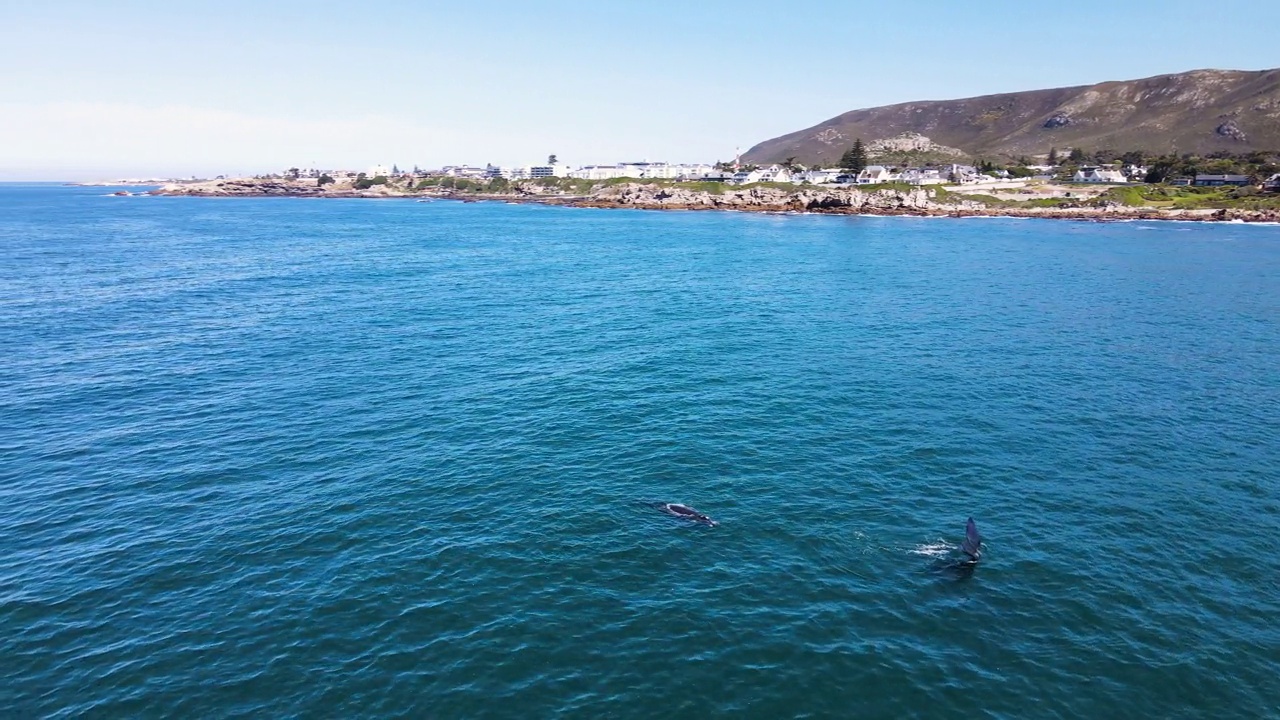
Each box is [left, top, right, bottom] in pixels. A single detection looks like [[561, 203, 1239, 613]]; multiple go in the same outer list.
[[1047, 147, 1059, 165], [840, 139, 867, 173], [317, 174, 334, 186], [1144, 158, 1178, 184], [1068, 147, 1086, 163], [353, 175, 389, 190], [1119, 150, 1146, 166], [782, 156, 800, 171], [548, 154, 558, 165]]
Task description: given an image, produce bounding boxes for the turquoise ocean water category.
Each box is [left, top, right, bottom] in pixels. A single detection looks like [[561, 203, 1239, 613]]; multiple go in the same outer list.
[[2, 184, 1279, 718]]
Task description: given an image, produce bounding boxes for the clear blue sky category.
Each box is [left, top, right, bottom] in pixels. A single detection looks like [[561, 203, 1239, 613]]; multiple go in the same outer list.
[[2, 0, 1278, 179]]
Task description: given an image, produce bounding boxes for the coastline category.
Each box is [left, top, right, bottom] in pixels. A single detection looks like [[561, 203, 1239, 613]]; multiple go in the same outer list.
[[149, 179, 1280, 224]]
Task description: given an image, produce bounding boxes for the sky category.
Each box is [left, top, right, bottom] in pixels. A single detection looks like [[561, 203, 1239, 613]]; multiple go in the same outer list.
[[2, 0, 1279, 180]]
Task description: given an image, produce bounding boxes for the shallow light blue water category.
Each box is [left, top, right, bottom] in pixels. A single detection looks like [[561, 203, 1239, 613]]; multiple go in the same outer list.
[[2, 184, 1279, 718]]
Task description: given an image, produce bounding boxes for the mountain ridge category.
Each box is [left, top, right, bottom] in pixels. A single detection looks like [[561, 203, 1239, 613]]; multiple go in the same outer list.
[[742, 68, 1280, 165]]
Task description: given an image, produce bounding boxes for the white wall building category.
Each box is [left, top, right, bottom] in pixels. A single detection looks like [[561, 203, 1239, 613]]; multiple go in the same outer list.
[[856, 165, 896, 184], [565, 162, 714, 181], [443, 166, 488, 178], [939, 164, 979, 183], [1073, 166, 1127, 183], [750, 165, 793, 183], [900, 168, 946, 185], [729, 165, 789, 184], [569, 165, 630, 180], [796, 169, 843, 184]]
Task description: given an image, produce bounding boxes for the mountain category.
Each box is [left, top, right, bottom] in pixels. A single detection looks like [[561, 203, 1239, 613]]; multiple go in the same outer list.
[[742, 68, 1280, 165]]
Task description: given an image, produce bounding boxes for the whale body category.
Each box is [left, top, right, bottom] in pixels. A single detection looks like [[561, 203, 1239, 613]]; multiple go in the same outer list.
[[657, 503, 717, 527]]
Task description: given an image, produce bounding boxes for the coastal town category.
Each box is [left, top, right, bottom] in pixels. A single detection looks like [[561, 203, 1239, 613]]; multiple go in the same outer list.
[[216, 156, 1280, 192], [140, 141, 1280, 224]]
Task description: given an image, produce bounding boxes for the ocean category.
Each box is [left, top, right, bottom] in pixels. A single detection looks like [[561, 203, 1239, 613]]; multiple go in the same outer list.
[[3, 184, 1279, 718]]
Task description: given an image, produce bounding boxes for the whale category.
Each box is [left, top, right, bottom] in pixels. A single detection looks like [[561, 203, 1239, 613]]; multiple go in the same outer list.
[[655, 502, 717, 527], [961, 517, 983, 562], [927, 517, 984, 580]]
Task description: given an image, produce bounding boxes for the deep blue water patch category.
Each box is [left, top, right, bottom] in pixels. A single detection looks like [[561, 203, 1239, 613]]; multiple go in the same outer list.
[[2, 185, 1279, 717]]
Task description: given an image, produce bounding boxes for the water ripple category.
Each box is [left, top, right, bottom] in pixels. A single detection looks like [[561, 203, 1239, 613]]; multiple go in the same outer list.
[[2, 188, 1279, 717]]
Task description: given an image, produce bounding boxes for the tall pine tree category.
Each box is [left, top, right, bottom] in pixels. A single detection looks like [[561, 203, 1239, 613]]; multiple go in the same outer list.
[[1047, 147, 1059, 165], [840, 139, 868, 173]]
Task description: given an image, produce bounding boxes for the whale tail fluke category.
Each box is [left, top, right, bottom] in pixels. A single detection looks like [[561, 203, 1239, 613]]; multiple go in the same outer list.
[[961, 517, 983, 561]]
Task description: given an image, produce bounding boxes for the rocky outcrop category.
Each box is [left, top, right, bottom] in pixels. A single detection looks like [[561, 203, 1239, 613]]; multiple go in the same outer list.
[[156, 179, 327, 196], [577, 182, 982, 214], [1215, 119, 1247, 141], [1043, 112, 1072, 129], [566, 183, 1280, 223], [154, 178, 411, 197], [866, 132, 965, 158]]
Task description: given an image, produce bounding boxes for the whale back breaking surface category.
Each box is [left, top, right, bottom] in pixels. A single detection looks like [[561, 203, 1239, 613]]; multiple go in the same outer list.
[[657, 502, 717, 526]]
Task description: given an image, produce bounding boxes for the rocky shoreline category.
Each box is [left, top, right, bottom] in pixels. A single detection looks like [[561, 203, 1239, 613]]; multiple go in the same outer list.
[[151, 179, 1280, 223], [552, 184, 1280, 222]]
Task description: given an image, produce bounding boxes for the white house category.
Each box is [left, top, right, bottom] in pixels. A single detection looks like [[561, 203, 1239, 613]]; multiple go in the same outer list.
[[609, 162, 716, 180], [797, 169, 843, 184], [569, 164, 641, 180], [1123, 164, 1149, 181], [671, 164, 717, 180], [1073, 166, 1127, 183], [443, 166, 488, 178], [367, 164, 392, 177], [856, 165, 895, 184], [900, 167, 946, 185], [939, 164, 979, 183], [569, 165, 616, 180], [748, 165, 792, 183], [631, 162, 678, 179]]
